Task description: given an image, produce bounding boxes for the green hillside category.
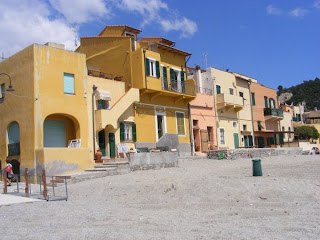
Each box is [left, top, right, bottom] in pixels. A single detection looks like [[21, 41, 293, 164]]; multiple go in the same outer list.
[[278, 78, 320, 111]]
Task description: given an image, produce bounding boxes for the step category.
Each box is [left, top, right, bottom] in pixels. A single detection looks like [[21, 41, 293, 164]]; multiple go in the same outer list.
[[85, 167, 117, 172]]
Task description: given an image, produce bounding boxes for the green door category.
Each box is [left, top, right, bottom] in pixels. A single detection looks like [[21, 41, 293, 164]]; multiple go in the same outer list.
[[258, 137, 264, 148], [244, 136, 248, 147], [109, 132, 116, 158], [98, 130, 106, 156], [279, 133, 284, 145], [248, 135, 253, 147], [233, 133, 239, 149]]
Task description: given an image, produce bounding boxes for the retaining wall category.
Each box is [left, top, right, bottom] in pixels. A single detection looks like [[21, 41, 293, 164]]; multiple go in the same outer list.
[[207, 147, 303, 160], [129, 152, 178, 171]]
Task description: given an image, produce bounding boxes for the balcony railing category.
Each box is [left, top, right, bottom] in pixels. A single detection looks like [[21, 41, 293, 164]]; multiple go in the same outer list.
[[8, 142, 20, 156], [162, 79, 196, 96], [264, 108, 284, 118], [197, 87, 213, 95]]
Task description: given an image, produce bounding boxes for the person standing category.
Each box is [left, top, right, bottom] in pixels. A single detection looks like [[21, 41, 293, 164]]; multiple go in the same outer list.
[[5, 159, 13, 186]]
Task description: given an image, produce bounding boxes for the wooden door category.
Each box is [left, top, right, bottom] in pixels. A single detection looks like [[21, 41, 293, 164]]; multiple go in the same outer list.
[[201, 130, 208, 152]]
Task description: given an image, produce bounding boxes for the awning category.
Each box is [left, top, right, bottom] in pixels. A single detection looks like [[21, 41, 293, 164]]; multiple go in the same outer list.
[[95, 90, 111, 100]]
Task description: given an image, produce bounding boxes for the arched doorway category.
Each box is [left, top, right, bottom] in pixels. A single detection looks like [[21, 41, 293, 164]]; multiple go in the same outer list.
[[43, 114, 79, 147], [7, 121, 20, 156]]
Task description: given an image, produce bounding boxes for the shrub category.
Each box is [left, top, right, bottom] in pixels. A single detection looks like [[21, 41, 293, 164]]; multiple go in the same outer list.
[[294, 126, 319, 140]]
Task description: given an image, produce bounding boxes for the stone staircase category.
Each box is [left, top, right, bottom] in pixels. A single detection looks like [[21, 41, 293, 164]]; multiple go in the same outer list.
[[70, 159, 131, 184]]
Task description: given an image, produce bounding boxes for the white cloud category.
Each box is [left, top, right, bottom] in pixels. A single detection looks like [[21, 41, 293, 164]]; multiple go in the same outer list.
[[266, 5, 282, 15], [0, 0, 77, 57], [49, 0, 110, 24], [289, 8, 308, 18], [160, 18, 198, 38], [314, 0, 320, 9], [116, 0, 197, 37]]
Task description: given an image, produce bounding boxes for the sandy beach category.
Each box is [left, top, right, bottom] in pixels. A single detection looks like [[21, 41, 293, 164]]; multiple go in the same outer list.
[[0, 155, 320, 240]]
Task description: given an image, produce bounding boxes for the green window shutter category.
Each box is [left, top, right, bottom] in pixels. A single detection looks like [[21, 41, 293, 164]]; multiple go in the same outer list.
[[170, 68, 175, 84], [273, 99, 276, 108], [264, 97, 268, 108], [145, 58, 150, 76], [269, 98, 272, 108], [120, 123, 125, 141], [132, 123, 137, 142], [252, 93, 255, 105], [156, 61, 160, 78], [162, 66, 168, 90], [248, 135, 253, 146], [1, 84, 5, 98], [216, 85, 221, 94], [181, 71, 185, 93]]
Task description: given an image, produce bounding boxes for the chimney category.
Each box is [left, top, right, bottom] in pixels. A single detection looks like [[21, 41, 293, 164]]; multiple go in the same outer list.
[[195, 65, 202, 89]]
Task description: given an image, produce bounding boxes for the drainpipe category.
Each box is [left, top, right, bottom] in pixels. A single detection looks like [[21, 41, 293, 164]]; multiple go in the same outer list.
[[188, 103, 195, 156], [92, 85, 98, 159], [248, 80, 256, 147], [143, 49, 147, 89]]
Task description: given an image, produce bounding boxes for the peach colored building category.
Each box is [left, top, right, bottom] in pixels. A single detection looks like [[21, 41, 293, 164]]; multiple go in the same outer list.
[[188, 66, 217, 153], [251, 82, 284, 147]]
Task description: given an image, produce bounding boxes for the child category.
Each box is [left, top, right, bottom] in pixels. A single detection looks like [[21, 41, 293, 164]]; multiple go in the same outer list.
[[6, 159, 13, 186]]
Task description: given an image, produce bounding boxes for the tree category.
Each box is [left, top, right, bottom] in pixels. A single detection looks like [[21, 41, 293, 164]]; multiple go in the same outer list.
[[277, 85, 284, 95], [294, 126, 319, 140]]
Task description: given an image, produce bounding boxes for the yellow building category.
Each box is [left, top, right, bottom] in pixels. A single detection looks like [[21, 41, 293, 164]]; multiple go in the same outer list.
[[77, 25, 196, 156], [198, 68, 256, 149], [0, 43, 92, 176]]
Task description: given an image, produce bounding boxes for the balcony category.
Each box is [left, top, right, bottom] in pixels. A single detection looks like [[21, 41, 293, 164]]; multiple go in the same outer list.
[[216, 93, 243, 112], [95, 88, 140, 130], [197, 87, 213, 95], [264, 108, 284, 121]]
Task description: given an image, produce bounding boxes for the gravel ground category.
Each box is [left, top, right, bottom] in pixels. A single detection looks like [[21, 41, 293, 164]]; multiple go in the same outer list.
[[0, 155, 320, 240]]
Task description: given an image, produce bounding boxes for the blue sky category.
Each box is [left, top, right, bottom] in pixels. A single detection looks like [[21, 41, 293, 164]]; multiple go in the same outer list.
[[1, 0, 319, 89]]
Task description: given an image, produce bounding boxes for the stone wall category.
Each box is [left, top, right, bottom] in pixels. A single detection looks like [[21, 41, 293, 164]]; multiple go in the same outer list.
[[207, 147, 303, 160], [129, 152, 178, 171]]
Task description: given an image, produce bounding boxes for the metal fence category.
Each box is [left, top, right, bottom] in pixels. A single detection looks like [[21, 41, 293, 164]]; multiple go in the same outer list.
[[1, 169, 69, 201]]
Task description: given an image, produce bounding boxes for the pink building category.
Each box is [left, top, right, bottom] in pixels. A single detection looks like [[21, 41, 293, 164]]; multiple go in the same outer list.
[[188, 66, 217, 153]]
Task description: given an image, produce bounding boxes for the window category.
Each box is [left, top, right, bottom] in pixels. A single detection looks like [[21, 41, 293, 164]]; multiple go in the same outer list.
[[125, 32, 136, 51], [64, 73, 75, 94], [1, 83, 5, 98], [239, 92, 244, 98], [282, 126, 285, 131], [270, 98, 275, 108], [233, 121, 237, 129], [193, 120, 198, 128], [216, 85, 221, 94], [219, 128, 225, 145], [257, 121, 263, 131], [207, 127, 213, 142], [170, 68, 185, 93], [176, 112, 185, 135], [229, 88, 234, 95], [251, 92, 255, 105], [120, 122, 136, 142], [243, 124, 247, 131], [145, 58, 160, 78], [97, 100, 110, 110]]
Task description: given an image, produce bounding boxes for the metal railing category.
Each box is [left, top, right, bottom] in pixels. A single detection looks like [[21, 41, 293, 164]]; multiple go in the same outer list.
[[167, 79, 196, 96], [264, 108, 284, 117], [1, 169, 69, 201], [197, 87, 213, 95]]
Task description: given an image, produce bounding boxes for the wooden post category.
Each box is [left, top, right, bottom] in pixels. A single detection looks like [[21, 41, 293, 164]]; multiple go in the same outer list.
[[25, 168, 29, 197], [42, 169, 47, 200], [3, 169, 7, 194]]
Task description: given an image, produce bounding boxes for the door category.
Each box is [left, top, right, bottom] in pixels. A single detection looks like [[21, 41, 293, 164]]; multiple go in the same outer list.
[[157, 115, 164, 140], [248, 135, 253, 147], [201, 130, 208, 152], [233, 133, 239, 149], [244, 136, 248, 147], [258, 137, 264, 148], [109, 132, 116, 158], [98, 130, 106, 156], [279, 133, 284, 145], [43, 120, 66, 147]]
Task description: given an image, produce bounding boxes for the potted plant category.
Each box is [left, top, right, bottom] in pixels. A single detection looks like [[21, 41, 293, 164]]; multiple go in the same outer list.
[[95, 149, 103, 163]]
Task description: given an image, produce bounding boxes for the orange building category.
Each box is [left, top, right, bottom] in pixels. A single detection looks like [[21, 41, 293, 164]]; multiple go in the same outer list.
[[188, 66, 217, 153], [250, 82, 284, 147]]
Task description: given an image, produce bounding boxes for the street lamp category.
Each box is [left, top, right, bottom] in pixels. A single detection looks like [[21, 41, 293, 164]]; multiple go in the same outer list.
[[0, 73, 15, 91]]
